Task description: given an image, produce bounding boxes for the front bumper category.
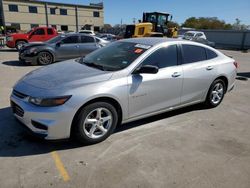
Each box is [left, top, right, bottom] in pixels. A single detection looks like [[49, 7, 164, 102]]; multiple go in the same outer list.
[[19, 52, 38, 65], [10, 93, 76, 140], [6, 41, 15, 48]]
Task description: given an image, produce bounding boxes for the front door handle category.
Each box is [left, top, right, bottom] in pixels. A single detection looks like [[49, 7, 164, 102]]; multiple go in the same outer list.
[[75, 45, 80, 48], [172, 72, 181, 78], [206, 66, 214, 70]]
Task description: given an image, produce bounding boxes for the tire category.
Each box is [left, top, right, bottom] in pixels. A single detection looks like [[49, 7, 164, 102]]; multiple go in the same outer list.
[[72, 102, 118, 145], [37, 51, 53, 65], [15, 41, 27, 50], [205, 79, 226, 108]]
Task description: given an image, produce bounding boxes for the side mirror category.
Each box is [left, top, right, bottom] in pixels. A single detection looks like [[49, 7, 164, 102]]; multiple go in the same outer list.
[[134, 65, 159, 74], [170, 15, 173, 21], [56, 42, 61, 47], [28, 33, 33, 39]]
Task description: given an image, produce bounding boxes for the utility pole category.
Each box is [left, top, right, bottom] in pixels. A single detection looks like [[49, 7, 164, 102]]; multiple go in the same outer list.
[[133, 18, 136, 24], [0, 0, 6, 30], [75, 6, 79, 32], [45, 3, 49, 26]]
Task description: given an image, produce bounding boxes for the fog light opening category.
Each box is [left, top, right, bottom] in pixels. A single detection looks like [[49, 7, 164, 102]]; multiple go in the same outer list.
[[31, 120, 48, 131]]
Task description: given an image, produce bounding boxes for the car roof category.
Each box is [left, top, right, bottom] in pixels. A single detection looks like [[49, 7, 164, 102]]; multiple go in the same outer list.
[[186, 31, 204, 34], [60, 33, 94, 37], [121, 37, 183, 46], [80, 30, 94, 32]]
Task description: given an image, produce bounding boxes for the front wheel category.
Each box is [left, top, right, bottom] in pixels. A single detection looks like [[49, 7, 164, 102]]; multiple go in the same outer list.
[[37, 52, 53, 65], [72, 102, 118, 145], [16, 41, 27, 50], [205, 79, 226, 108]]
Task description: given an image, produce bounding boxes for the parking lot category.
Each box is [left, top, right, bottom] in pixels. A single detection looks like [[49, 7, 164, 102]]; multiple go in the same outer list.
[[0, 48, 250, 188]]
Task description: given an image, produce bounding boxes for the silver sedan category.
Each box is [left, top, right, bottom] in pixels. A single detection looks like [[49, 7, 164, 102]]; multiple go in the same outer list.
[[11, 38, 237, 144], [19, 33, 109, 65]]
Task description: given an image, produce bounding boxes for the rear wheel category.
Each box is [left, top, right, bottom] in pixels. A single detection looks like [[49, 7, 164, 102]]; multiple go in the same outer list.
[[73, 102, 118, 145], [16, 41, 27, 50], [37, 52, 53, 65], [205, 79, 226, 108]]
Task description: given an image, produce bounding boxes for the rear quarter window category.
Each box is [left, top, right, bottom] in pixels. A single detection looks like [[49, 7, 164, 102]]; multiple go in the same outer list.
[[206, 49, 218, 59], [182, 44, 207, 64]]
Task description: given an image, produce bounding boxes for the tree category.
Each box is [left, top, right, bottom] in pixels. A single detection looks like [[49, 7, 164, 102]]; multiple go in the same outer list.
[[232, 18, 249, 30], [167, 21, 179, 28], [182, 17, 233, 30], [103, 24, 112, 30]]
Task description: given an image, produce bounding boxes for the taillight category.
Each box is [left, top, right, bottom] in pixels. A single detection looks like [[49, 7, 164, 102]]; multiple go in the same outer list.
[[233, 62, 238, 69]]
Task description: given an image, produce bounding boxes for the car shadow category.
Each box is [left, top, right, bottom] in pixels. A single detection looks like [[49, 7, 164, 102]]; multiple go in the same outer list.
[[0, 48, 17, 52], [116, 104, 206, 133], [2, 60, 27, 67], [0, 104, 206, 157], [237, 72, 250, 78]]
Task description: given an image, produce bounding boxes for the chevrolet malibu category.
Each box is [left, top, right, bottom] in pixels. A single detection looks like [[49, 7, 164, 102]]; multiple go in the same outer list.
[[11, 38, 237, 144]]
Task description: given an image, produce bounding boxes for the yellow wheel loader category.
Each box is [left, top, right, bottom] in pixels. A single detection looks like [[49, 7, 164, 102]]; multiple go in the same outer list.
[[124, 12, 178, 38]]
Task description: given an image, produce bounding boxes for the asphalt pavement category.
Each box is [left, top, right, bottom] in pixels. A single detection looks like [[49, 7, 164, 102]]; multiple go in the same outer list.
[[0, 48, 250, 188]]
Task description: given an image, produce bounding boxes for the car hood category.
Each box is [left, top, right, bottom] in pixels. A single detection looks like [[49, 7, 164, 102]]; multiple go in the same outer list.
[[22, 42, 47, 49], [15, 59, 113, 91], [9, 33, 29, 39]]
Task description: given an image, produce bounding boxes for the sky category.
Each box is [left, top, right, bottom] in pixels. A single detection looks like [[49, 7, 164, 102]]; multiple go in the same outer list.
[[46, 0, 250, 26]]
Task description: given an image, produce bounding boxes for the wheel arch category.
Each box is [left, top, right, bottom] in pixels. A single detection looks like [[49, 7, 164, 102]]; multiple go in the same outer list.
[[38, 50, 55, 63], [214, 75, 229, 93], [15, 39, 28, 47], [70, 96, 123, 136]]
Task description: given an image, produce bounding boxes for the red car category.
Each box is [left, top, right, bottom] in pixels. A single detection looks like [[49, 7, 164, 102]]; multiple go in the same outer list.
[[6, 27, 58, 50]]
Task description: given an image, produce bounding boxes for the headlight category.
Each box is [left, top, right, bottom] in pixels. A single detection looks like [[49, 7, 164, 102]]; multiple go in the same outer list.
[[6, 36, 13, 41], [27, 47, 38, 54], [28, 96, 72, 107]]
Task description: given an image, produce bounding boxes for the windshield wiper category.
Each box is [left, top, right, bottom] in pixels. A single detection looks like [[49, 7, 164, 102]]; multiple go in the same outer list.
[[83, 61, 105, 71]]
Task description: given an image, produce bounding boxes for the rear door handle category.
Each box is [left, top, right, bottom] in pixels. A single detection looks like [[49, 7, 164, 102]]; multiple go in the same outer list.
[[172, 72, 181, 78], [206, 66, 214, 70]]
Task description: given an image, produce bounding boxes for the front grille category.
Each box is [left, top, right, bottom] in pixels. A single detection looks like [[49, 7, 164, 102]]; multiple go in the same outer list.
[[19, 48, 27, 55], [11, 101, 24, 117], [13, 90, 28, 99]]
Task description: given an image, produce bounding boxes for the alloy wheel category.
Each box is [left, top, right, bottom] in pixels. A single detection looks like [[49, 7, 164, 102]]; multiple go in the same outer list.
[[83, 107, 113, 139], [210, 82, 224, 105], [38, 52, 52, 65]]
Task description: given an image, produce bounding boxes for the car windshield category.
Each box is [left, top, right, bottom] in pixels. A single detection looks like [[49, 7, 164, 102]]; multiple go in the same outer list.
[[184, 32, 195, 37], [80, 42, 151, 71], [26, 29, 33, 34], [46, 35, 65, 44], [81, 31, 92, 34]]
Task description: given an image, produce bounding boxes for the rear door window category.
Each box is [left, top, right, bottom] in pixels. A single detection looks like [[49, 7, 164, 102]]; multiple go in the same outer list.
[[33, 28, 45, 35], [61, 36, 79, 44], [182, 44, 207, 64], [81, 36, 95, 43], [47, 28, 54, 35], [142, 45, 178, 68]]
